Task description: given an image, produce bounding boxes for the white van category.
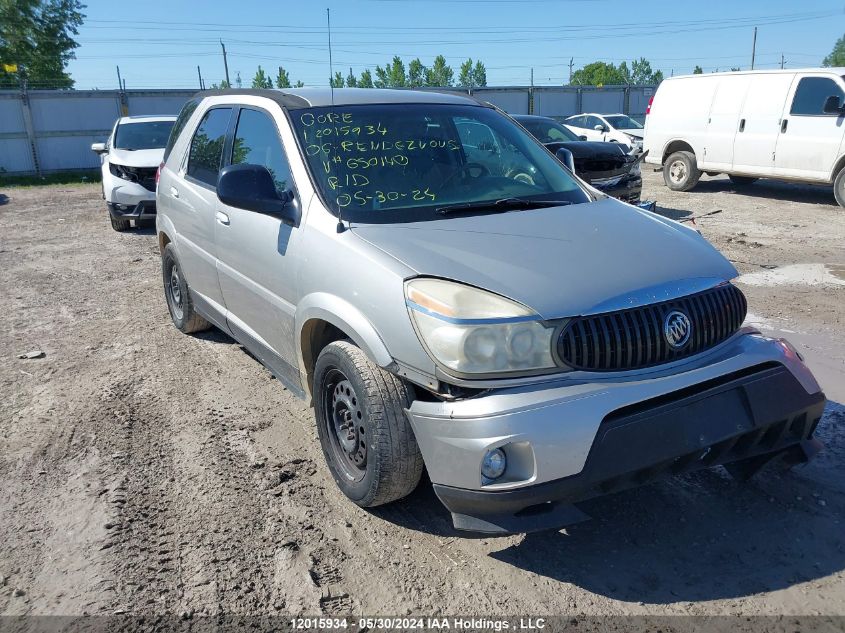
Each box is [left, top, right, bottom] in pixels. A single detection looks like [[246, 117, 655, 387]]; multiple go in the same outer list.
[[643, 68, 845, 207]]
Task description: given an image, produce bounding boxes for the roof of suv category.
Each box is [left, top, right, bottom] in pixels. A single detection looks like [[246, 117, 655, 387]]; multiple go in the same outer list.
[[118, 115, 177, 123], [193, 87, 483, 110]]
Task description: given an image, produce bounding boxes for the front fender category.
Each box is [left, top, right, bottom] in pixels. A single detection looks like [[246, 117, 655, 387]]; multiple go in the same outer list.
[[296, 293, 394, 397]]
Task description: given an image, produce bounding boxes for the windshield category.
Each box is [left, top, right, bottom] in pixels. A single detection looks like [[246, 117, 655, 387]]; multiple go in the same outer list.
[[291, 103, 589, 223], [518, 118, 580, 143], [603, 115, 643, 130], [113, 120, 175, 150]]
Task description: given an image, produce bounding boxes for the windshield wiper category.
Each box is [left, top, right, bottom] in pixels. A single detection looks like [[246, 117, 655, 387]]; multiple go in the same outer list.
[[436, 197, 572, 215]]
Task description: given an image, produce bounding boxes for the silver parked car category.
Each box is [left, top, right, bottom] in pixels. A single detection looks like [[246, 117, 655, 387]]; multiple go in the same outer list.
[[156, 88, 826, 534]]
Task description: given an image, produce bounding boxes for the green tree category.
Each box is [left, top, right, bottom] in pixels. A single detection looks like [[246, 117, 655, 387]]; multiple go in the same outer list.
[[0, 0, 85, 89], [823, 34, 845, 67], [693, 65, 703, 74], [472, 60, 487, 87], [408, 58, 426, 87], [358, 69, 374, 88], [345, 67, 357, 87], [570, 61, 628, 86], [293, 79, 304, 88], [458, 58, 474, 88], [374, 56, 406, 88], [425, 55, 453, 87], [630, 57, 663, 84], [275, 66, 290, 88], [251, 65, 272, 88], [331, 71, 344, 88], [210, 79, 230, 89]]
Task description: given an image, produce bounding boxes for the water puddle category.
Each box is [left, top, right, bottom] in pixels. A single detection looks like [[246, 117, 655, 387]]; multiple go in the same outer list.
[[737, 263, 845, 287]]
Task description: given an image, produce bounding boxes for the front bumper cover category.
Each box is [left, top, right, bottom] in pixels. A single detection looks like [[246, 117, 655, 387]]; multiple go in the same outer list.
[[432, 363, 824, 533], [108, 200, 156, 220]]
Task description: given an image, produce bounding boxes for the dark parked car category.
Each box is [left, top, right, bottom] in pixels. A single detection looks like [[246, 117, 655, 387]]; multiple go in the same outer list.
[[513, 114, 643, 204]]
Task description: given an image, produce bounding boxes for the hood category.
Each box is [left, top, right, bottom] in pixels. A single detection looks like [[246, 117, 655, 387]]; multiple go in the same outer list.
[[108, 147, 165, 168], [351, 199, 737, 319], [545, 141, 627, 160], [622, 129, 644, 140]]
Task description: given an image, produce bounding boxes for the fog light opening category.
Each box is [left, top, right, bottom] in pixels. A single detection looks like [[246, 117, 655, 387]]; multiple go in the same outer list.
[[481, 448, 507, 481]]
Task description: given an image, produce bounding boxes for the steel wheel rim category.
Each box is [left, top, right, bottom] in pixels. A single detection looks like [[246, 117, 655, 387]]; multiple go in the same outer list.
[[322, 368, 367, 482], [169, 264, 184, 320], [669, 160, 687, 184]]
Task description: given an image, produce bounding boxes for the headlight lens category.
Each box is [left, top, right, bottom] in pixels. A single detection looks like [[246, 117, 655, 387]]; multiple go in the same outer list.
[[109, 162, 137, 182], [630, 160, 642, 176], [405, 278, 558, 376]]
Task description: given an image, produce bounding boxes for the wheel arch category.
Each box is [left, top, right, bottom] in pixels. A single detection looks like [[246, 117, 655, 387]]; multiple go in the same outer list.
[[662, 139, 696, 164], [830, 153, 845, 184], [296, 294, 394, 402]]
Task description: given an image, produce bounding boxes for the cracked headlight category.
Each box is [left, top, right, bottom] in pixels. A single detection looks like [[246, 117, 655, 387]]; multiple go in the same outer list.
[[405, 278, 558, 376]]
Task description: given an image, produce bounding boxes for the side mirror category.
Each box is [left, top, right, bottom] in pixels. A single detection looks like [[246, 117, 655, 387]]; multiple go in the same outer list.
[[217, 164, 299, 226], [555, 147, 576, 172], [823, 95, 844, 114], [579, 135, 588, 141], [91, 142, 107, 154], [593, 124, 606, 132]]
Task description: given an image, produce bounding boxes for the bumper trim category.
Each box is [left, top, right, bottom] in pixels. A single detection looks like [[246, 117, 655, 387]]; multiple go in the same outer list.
[[108, 200, 156, 219], [433, 364, 825, 534]]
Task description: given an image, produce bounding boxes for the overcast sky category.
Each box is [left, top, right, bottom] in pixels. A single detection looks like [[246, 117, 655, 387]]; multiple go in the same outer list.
[[65, 0, 845, 90]]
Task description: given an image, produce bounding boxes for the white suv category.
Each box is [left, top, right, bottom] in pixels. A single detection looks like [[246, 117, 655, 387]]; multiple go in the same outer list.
[[564, 113, 644, 151], [92, 115, 176, 231]]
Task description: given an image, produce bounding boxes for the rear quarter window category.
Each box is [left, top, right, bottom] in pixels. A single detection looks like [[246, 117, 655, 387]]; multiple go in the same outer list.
[[163, 98, 199, 163]]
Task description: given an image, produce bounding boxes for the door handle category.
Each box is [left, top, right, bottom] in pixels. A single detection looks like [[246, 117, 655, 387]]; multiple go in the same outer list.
[[215, 211, 230, 226], [781, 118, 789, 133], [738, 118, 746, 132], [169, 186, 179, 198]]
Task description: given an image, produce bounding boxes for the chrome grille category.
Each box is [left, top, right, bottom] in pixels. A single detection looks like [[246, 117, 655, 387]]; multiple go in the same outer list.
[[558, 284, 747, 371]]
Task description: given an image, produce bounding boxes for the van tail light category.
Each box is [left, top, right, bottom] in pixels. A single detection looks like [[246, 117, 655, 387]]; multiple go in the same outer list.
[[646, 95, 654, 116], [155, 162, 163, 186]]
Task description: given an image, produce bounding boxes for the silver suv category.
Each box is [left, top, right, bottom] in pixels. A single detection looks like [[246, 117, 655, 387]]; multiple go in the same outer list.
[[156, 88, 826, 534]]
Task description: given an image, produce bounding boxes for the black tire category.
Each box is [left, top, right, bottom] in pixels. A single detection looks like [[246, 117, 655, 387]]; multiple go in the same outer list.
[[834, 167, 845, 209], [314, 340, 423, 508], [161, 243, 211, 334], [729, 175, 759, 186], [110, 215, 130, 232], [663, 150, 701, 192]]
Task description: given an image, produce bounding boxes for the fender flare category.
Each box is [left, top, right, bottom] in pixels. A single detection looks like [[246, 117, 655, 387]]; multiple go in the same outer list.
[[295, 293, 394, 394]]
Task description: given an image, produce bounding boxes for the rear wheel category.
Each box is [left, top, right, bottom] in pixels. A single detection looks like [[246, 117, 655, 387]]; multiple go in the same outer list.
[[729, 175, 759, 186], [314, 341, 423, 507], [110, 215, 130, 232], [834, 167, 845, 208], [663, 150, 701, 192], [161, 244, 211, 334]]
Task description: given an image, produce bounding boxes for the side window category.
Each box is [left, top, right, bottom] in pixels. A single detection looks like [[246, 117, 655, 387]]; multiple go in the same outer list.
[[585, 115, 603, 129], [790, 77, 845, 116], [569, 116, 584, 128], [186, 107, 232, 187], [231, 108, 292, 194], [164, 98, 199, 163]]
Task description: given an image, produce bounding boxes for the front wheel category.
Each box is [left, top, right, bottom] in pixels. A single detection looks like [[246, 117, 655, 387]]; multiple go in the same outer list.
[[663, 150, 701, 192], [314, 341, 423, 507], [110, 215, 130, 232], [834, 167, 845, 208]]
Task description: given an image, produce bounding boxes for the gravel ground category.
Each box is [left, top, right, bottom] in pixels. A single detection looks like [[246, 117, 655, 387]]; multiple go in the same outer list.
[[1, 171, 843, 618]]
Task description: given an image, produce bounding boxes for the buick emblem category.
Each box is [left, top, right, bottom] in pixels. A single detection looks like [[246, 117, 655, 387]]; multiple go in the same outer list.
[[664, 310, 692, 349]]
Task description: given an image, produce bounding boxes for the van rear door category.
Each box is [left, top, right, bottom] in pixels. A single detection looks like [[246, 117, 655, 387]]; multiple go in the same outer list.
[[731, 73, 794, 176], [701, 74, 750, 171], [774, 73, 845, 183]]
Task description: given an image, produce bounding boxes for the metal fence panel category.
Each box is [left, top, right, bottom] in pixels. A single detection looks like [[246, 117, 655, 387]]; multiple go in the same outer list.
[[127, 92, 193, 116], [581, 89, 625, 114], [0, 96, 25, 134], [28, 92, 120, 133], [473, 89, 530, 114], [533, 89, 579, 117], [628, 86, 655, 118], [0, 137, 35, 173]]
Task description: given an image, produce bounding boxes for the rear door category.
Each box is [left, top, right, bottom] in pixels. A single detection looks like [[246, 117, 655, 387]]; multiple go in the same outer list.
[[214, 105, 302, 386], [163, 106, 233, 311], [701, 74, 749, 170], [731, 73, 794, 175], [774, 73, 845, 182]]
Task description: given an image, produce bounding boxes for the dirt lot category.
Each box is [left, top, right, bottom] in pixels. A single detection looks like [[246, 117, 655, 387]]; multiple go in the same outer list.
[[1, 170, 844, 619]]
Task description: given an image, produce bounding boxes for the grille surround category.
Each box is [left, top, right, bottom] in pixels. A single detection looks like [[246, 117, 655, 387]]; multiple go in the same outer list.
[[557, 283, 747, 372]]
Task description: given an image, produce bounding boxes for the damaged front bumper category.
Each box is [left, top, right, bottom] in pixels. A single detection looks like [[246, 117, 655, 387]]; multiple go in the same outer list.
[[405, 333, 826, 534]]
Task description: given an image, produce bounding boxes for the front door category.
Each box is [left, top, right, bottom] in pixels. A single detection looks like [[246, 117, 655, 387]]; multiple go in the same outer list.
[[774, 74, 845, 182], [214, 106, 302, 386], [731, 73, 794, 175]]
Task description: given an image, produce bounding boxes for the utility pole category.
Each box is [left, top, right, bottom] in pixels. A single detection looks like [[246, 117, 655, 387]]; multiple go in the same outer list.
[[568, 57, 574, 84], [220, 39, 230, 87], [116, 65, 122, 90], [529, 67, 534, 115], [780, 53, 786, 69], [197, 65, 204, 90], [751, 27, 757, 70]]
